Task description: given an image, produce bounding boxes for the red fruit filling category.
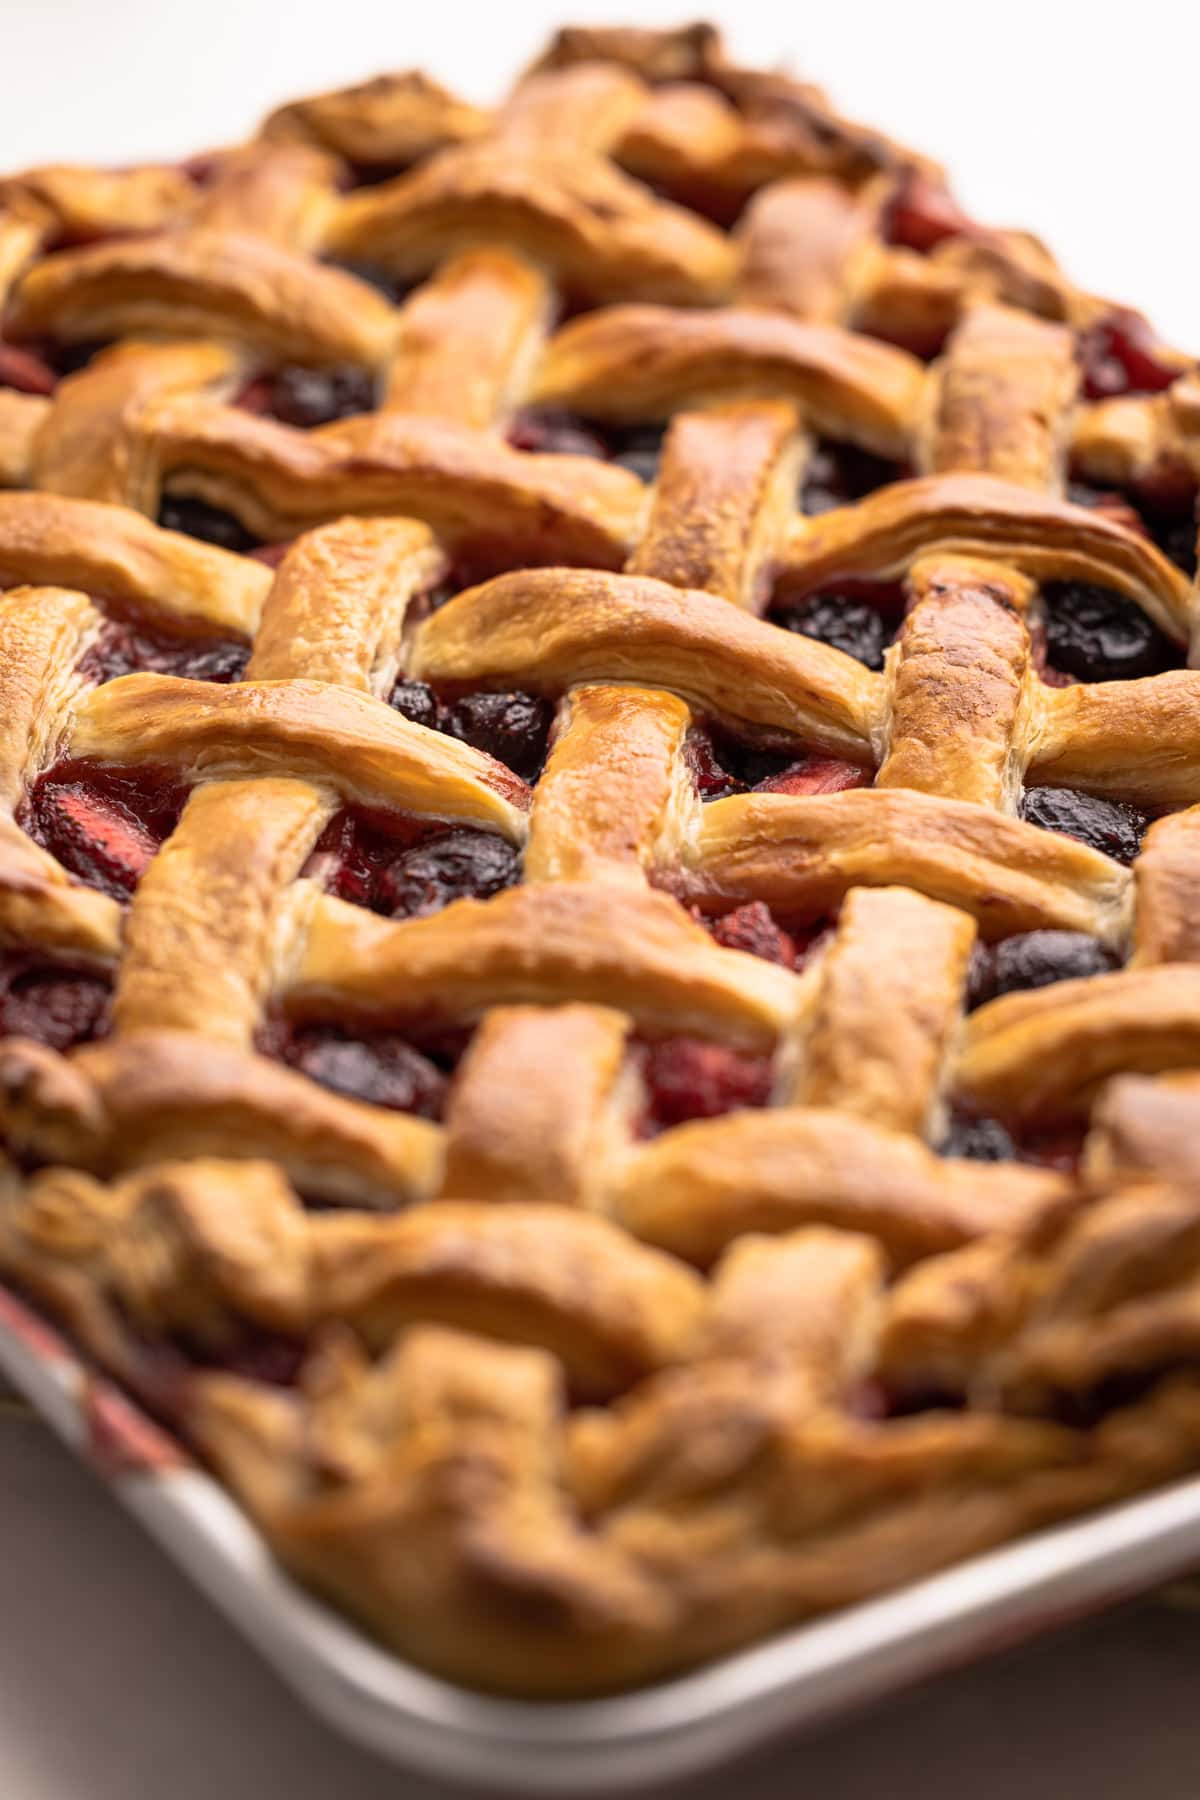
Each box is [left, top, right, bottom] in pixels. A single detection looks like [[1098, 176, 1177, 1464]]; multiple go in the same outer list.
[[882, 172, 975, 253], [259, 1017, 451, 1120], [702, 901, 832, 970], [637, 1035, 774, 1132], [157, 494, 263, 554], [800, 441, 908, 516], [753, 757, 871, 797], [706, 900, 796, 967], [772, 579, 907, 672], [687, 724, 871, 802], [21, 763, 186, 901], [235, 364, 377, 428], [1077, 309, 1179, 401], [77, 617, 249, 686], [506, 409, 667, 480], [310, 808, 521, 919], [0, 342, 57, 395], [0, 954, 112, 1050], [387, 677, 553, 781]]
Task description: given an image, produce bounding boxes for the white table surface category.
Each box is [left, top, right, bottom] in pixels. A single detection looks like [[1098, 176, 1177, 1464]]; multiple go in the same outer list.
[[4, 4, 1199, 1794]]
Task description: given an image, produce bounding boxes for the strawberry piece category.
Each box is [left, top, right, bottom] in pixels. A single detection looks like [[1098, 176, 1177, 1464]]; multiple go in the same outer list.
[[0, 342, 57, 395], [1078, 309, 1179, 400], [755, 757, 870, 796], [708, 901, 796, 968], [29, 781, 162, 899], [641, 1037, 773, 1128]]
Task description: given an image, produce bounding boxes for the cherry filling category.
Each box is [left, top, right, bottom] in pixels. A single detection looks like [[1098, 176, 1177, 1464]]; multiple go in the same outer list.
[[0, 953, 112, 1050], [773, 581, 906, 671], [258, 1017, 451, 1120], [938, 1107, 1085, 1173], [966, 929, 1119, 1011], [1076, 309, 1179, 401], [1067, 480, 1197, 579], [1020, 786, 1148, 865], [157, 495, 263, 555], [799, 441, 907, 516], [313, 808, 521, 920], [881, 171, 976, 254], [1039, 582, 1182, 683], [21, 763, 186, 901], [388, 678, 553, 781], [120, 1316, 309, 1410], [507, 408, 668, 481], [635, 1035, 774, 1133], [687, 723, 871, 803], [0, 342, 58, 395], [699, 899, 833, 972], [77, 617, 249, 686], [236, 364, 377, 429]]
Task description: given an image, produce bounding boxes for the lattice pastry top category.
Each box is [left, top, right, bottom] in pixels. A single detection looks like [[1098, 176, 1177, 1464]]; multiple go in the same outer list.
[[1, 22, 1200, 1696]]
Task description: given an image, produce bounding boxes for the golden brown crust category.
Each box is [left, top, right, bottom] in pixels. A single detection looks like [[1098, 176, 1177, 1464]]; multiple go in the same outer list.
[[790, 886, 975, 1137], [245, 516, 443, 691], [615, 1106, 1063, 1268], [150, 403, 645, 563], [440, 1005, 634, 1206], [69, 674, 530, 829], [686, 786, 1132, 942], [878, 554, 1034, 809], [0, 490, 270, 635], [328, 142, 737, 306], [533, 304, 925, 458], [259, 69, 486, 164], [297, 882, 798, 1050], [627, 399, 801, 606], [779, 475, 1191, 643], [412, 566, 877, 756], [923, 305, 1079, 490], [384, 249, 552, 426], [524, 685, 692, 886]]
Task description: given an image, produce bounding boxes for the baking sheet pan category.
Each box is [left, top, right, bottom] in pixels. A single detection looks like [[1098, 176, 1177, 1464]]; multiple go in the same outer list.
[[4, 1279, 1200, 1795]]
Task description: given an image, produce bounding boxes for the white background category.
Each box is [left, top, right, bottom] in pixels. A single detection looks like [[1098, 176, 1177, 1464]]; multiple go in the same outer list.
[[3, 4, 1200, 1795], [4, 0, 1197, 344]]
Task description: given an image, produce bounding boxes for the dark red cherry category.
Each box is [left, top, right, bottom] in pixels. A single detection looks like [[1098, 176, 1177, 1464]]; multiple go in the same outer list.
[[443, 691, 553, 781], [388, 678, 440, 731], [264, 364, 376, 428], [778, 592, 891, 670], [158, 495, 261, 554], [1020, 787, 1148, 865], [1041, 582, 1179, 682], [800, 441, 905, 515], [753, 757, 870, 797], [967, 930, 1119, 1009], [77, 619, 248, 685], [282, 1028, 447, 1117], [376, 828, 521, 918]]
